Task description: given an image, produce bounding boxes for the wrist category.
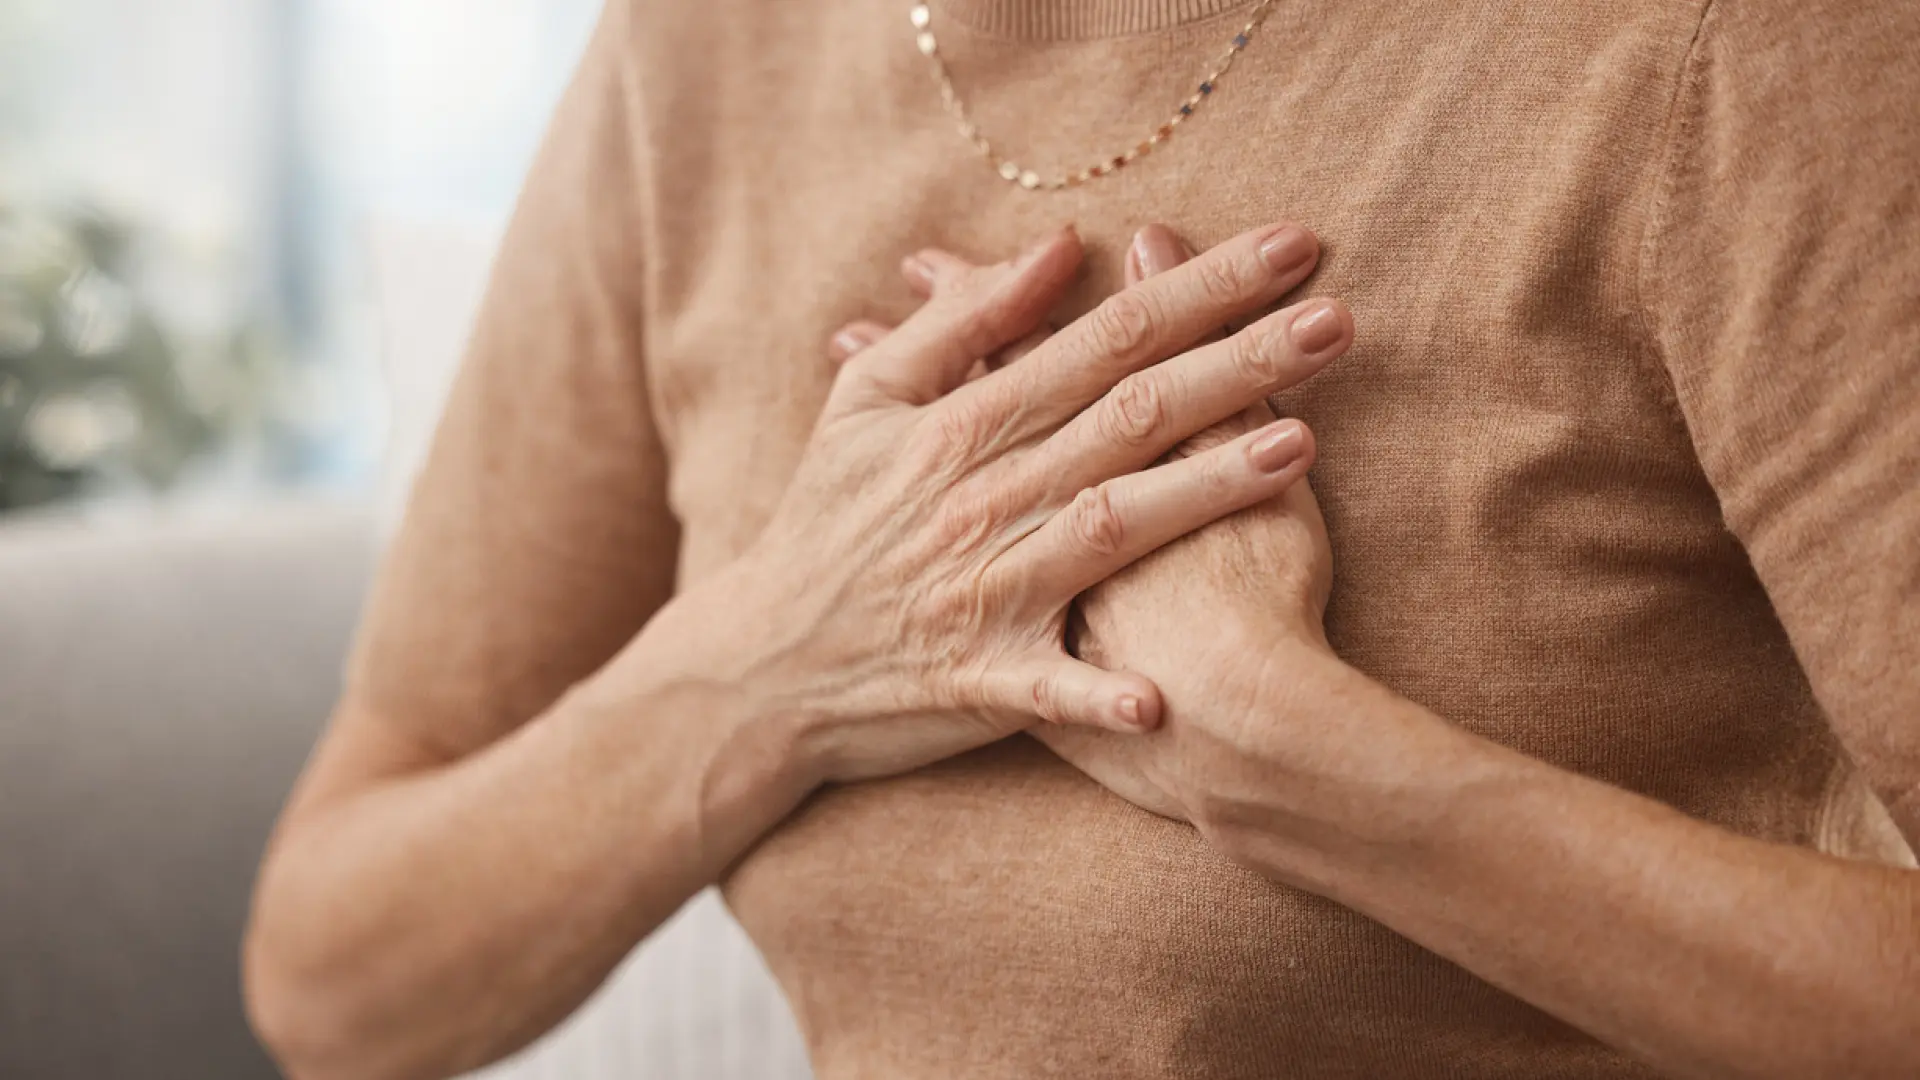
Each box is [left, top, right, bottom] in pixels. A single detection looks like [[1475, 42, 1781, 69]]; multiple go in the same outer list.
[[620, 555, 960, 788], [583, 583, 830, 856], [1194, 645, 1490, 897]]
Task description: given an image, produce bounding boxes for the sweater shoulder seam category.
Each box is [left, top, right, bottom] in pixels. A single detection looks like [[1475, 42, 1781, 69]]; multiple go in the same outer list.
[[1629, 0, 1720, 437]]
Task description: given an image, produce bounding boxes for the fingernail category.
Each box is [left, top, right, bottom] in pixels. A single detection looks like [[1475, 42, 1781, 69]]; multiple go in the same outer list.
[[831, 329, 871, 357], [1117, 694, 1145, 727], [1289, 300, 1346, 357], [1259, 224, 1315, 275], [1250, 423, 1305, 473], [1131, 226, 1187, 278], [902, 254, 936, 290]]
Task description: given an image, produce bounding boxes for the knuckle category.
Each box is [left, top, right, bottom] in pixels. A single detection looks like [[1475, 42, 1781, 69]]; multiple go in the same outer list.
[[919, 269, 999, 346], [951, 270, 1023, 352], [1029, 672, 1064, 724], [929, 493, 984, 551], [1086, 290, 1159, 360], [1065, 483, 1128, 558], [930, 475, 1018, 553], [1198, 448, 1247, 501], [1228, 326, 1287, 388], [1098, 374, 1170, 448], [918, 403, 988, 466], [1195, 253, 1250, 307]]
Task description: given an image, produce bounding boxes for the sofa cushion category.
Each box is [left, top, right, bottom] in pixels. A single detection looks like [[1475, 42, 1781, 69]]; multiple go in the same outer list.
[[0, 501, 377, 1080]]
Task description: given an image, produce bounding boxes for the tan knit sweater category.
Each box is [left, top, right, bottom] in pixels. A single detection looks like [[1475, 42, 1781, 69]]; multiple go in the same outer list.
[[351, 0, 1920, 1076]]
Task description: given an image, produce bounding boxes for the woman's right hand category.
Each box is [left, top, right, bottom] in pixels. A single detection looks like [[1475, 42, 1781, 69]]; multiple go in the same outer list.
[[642, 222, 1339, 786]]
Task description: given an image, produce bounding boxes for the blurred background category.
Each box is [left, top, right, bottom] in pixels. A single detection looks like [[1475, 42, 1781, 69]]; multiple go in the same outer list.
[[0, 3, 674, 1078], [0, 0, 596, 514]]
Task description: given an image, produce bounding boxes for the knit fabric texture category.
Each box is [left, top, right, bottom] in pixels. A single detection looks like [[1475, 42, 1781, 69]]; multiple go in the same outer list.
[[349, 0, 1920, 1075]]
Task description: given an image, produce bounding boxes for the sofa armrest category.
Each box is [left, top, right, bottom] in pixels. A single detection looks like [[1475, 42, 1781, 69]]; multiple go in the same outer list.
[[0, 500, 376, 1080]]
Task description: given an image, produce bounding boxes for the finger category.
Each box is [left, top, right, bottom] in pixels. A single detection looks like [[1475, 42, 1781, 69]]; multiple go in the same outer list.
[[1013, 225, 1197, 385], [828, 320, 893, 364], [931, 222, 1198, 374], [901, 248, 975, 297], [962, 221, 1319, 435], [984, 326, 1051, 373], [980, 657, 1163, 733], [1011, 419, 1317, 600], [1133, 223, 1251, 371], [1174, 403, 1276, 457], [837, 227, 1083, 407], [1127, 223, 1192, 286], [903, 252, 1054, 381], [853, 248, 1007, 376], [934, 224, 1182, 293], [1129, 225, 1251, 405], [1126, 225, 1272, 455], [1025, 298, 1349, 494]]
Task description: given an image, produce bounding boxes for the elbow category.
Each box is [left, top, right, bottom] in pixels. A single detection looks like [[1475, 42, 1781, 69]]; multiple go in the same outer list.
[[243, 917, 384, 1080], [243, 889, 449, 1080], [242, 927, 335, 1080]]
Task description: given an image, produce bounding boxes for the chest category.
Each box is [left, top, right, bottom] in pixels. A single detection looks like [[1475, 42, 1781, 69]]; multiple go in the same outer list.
[[632, 0, 1805, 772], [623, 1, 1841, 1069], [625, 0, 1837, 784], [635, 1, 1706, 580]]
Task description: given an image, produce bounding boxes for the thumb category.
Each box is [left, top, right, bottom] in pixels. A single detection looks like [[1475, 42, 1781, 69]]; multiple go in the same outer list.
[[981, 657, 1164, 735]]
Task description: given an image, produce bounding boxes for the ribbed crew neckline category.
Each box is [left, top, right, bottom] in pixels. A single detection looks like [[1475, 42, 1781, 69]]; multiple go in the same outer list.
[[933, 0, 1252, 41]]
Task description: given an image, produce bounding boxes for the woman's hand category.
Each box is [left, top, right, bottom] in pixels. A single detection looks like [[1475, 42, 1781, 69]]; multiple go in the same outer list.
[[1040, 226, 1341, 826], [826, 225, 1343, 822], [645, 222, 1332, 787]]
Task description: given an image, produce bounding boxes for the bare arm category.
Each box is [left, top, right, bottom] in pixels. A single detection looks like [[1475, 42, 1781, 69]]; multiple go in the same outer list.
[[243, 626, 812, 1080], [926, 238, 1919, 1075], [1207, 657, 1920, 1080], [244, 72, 1346, 1077], [1046, 0, 1920, 1070], [1305, 0, 1920, 1063], [240, 6, 707, 1072], [1045, 437, 1920, 1078]]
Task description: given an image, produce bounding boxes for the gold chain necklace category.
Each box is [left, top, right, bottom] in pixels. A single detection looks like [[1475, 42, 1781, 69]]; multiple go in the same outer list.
[[910, 1, 1280, 191]]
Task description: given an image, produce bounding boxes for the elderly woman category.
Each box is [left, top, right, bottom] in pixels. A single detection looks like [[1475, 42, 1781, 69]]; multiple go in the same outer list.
[[244, 1, 1920, 1077]]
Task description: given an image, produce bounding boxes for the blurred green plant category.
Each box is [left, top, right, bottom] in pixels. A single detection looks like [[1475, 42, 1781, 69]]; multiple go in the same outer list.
[[0, 202, 280, 511]]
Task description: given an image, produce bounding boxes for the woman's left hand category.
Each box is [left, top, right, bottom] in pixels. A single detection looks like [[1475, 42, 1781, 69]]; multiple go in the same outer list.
[[830, 225, 1345, 837]]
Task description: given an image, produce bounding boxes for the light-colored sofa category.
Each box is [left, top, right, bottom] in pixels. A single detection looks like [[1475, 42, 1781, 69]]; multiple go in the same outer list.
[[0, 500, 377, 1080], [0, 498, 813, 1079], [0, 219, 812, 1078]]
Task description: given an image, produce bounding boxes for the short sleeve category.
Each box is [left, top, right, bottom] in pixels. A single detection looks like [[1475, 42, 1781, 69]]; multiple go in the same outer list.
[[1645, 1, 1920, 834], [345, 0, 679, 754]]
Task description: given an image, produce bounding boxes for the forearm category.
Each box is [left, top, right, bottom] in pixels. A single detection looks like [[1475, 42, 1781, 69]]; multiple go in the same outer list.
[[1215, 660, 1920, 1080], [245, 609, 815, 1080]]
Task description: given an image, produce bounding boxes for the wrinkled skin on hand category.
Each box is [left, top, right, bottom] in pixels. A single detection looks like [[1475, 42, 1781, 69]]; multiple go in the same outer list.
[[828, 223, 1344, 824], [1047, 410, 1336, 823]]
